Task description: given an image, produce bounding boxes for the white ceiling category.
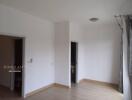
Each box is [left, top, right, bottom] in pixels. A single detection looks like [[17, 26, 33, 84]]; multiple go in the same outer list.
[[0, 0, 131, 23]]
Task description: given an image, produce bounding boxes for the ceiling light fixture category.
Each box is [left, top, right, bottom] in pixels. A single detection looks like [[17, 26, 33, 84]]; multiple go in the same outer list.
[[89, 18, 99, 22]]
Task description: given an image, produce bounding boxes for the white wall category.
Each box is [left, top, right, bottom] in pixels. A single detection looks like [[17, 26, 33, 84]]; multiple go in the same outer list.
[[55, 22, 70, 87], [70, 21, 121, 84], [0, 37, 14, 88], [0, 4, 55, 96]]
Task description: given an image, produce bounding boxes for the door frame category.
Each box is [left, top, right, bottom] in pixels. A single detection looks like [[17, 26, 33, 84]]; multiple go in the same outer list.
[[70, 41, 78, 85], [0, 33, 25, 97]]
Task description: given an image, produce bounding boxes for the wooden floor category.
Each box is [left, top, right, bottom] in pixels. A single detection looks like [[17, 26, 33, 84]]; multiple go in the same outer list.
[[0, 81, 123, 100]]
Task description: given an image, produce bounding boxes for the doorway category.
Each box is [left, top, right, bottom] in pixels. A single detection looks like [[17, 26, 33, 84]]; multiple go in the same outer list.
[[0, 35, 24, 97], [14, 39, 23, 95], [71, 42, 78, 84]]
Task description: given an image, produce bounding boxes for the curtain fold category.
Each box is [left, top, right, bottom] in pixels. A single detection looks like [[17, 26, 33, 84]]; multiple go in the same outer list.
[[119, 22, 123, 93], [127, 16, 132, 76], [121, 15, 132, 100]]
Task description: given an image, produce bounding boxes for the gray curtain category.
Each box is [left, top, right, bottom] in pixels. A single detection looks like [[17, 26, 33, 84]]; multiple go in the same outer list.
[[119, 23, 123, 93], [119, 15, 132, 93], [126, 16, 132, 76], [121, 15, 132, 100], [126, 16, 132, 98]]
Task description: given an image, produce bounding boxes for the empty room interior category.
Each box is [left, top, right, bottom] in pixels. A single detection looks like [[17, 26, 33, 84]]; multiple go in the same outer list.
[[0, 0, 132, 100]]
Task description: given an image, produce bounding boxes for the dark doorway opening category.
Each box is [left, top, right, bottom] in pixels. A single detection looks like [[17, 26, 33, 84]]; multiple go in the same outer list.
[[0, 35, 23, 97], [14, 39, 23, 95], [71, 42, 77, 84]]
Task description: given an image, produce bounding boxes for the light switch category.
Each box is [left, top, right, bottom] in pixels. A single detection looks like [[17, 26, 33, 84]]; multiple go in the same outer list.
[[27, 58, 33, 63]]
